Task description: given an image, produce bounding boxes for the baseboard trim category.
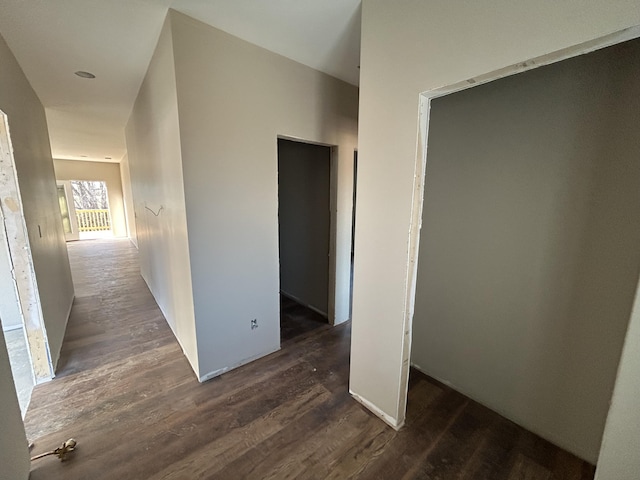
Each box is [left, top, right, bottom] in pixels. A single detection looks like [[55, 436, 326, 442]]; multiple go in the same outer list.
[[198, 345, 281, 383], [281, 291, 328, 318], [350, 390, 405, 431]]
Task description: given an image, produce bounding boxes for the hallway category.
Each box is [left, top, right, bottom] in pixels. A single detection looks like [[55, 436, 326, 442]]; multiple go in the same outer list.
[[23, 239, 594, 479]]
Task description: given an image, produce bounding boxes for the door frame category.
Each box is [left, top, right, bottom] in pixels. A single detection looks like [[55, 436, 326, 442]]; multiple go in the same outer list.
[[277, 135, 340, 324], [57, 180, 80, 241], [0, 109, 54, 383], [390, 26, 640, 428]]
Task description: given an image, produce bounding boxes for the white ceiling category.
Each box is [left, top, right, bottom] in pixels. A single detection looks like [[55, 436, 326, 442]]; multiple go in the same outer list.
[[0, 0, 361, 163]]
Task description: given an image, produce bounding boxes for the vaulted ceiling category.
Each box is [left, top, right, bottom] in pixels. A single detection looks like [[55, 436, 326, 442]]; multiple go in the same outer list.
[[0, 0, 361, 163]]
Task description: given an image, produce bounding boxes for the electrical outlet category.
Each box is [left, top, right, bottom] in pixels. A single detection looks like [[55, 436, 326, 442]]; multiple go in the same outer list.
[[251, 319, 258, 330]]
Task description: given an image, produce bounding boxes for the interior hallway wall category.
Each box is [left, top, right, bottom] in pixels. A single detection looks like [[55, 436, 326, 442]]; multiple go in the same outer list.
[[0, 32, 74, 370], [170, 10, 358, 380], [278, 139, 331, 316], [119, 153, 138, 246], [0, 29, 75, 480], [411, 40, 640, 462], [351, 0, 640, 433], [53, 159, 128, 238], [125, 15, 198, 375]]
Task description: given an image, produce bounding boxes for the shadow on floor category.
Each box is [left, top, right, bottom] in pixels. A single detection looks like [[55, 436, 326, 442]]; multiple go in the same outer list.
[[280, 295, 328, 342]]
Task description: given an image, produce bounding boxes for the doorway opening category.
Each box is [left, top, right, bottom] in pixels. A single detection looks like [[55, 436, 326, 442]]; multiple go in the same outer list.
[[277, 138, 333, 341], [69, 180, 113, 240], [404, 35, 640, 465], [0, 110, 53, 417]]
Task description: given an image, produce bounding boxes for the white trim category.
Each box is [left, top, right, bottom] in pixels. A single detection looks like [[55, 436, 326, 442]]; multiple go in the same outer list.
[[350, 389, 405, 431], [198, 345, 281, 383]]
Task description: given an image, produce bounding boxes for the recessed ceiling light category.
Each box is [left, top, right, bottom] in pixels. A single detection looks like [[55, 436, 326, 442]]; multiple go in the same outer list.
[[105, 157, 112, 160], [80, 155, 88, 158], [74, 71, 95, 79]]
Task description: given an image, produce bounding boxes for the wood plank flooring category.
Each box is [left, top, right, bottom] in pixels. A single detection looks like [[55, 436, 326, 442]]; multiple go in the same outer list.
[[24, 239, 595, 479]]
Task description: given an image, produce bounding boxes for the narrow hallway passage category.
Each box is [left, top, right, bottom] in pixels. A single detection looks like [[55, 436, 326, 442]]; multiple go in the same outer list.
[[25, 239, 196, 473], [23, 239, 593, 479]]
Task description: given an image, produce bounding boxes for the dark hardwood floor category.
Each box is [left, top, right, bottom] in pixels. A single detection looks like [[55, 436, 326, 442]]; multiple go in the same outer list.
[[280, 295, 328, 342], [24, 239, 595, 479]]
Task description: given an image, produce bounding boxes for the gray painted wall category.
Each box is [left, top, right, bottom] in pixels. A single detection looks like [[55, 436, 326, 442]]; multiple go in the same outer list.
[[411, 39, 640, 462], [278, 139, 331, 315]]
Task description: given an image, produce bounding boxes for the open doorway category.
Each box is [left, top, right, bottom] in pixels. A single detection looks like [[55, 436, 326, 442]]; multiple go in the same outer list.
[[69, 180, 113, 240], [0, 109, 53, 417], [277, 138, 332, 341], [406, 37, 640, 464]]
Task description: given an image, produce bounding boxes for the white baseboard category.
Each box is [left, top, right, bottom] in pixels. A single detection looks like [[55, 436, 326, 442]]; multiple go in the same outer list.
[[198, 344, 281, 383], [350, 390, 404, 431]]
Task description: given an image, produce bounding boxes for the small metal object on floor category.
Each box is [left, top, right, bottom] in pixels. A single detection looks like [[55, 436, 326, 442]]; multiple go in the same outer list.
[[30, 438, 77, 462]]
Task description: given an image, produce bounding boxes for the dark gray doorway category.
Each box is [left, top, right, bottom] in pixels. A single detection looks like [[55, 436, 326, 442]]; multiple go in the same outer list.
[[278, 138, 331, 317]]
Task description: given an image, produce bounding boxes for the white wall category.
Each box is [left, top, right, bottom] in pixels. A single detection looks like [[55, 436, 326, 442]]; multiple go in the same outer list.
[[125, 16, 199, 375], [278, 139, 331, 316], [53, 159, 128, 238], [0, 29, 74, 480], [0, 32, 74, 371], [596, 276, 640, 479], [169, 10, 358, 380], [410, 40, 640, 462], [351, 0, 640, 431], [120, 153, 138, 246]]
